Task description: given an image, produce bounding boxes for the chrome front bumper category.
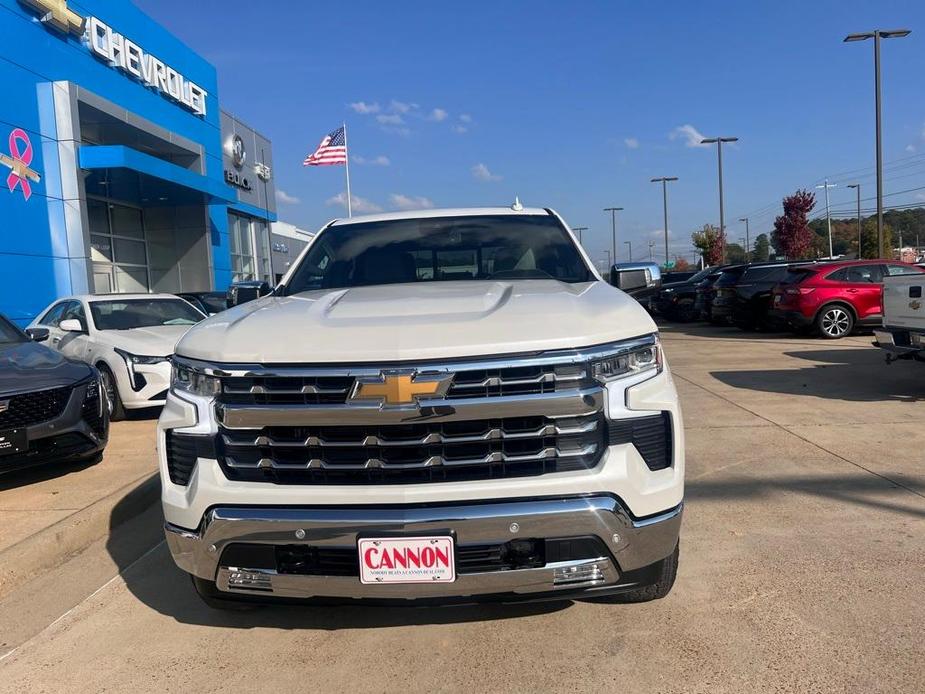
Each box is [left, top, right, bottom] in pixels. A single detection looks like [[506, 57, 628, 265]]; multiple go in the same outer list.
[[165, 495, 682, 600]]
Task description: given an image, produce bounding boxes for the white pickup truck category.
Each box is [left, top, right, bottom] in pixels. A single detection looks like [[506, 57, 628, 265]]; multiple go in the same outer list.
[[157, 206, 684, 607], [875, 273, 925, 363]]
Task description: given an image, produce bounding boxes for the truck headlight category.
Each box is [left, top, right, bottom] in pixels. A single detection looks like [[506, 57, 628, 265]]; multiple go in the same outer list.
[[588, 337, 662, 383], [171, 360, 221, 397]]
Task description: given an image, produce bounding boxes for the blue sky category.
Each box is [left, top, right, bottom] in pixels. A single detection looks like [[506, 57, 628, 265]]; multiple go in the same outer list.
[[135, 0, 925, 265]]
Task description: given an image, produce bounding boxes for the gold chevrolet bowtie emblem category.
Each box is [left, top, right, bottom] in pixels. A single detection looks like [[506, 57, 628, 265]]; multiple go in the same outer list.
[[20, 0, 85, 35], [351, 372, 453, 406]]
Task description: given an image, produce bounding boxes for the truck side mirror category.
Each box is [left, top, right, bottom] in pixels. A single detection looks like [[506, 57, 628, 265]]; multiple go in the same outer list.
[[226, 281, 272, 308], [610, 268, 650, 292]]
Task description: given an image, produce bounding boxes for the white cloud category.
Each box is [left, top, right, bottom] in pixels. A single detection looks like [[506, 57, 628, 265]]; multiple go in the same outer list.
[[275, 189, 300, 204], [389, 100, 416, 114], [429, 108, 449, 122], [376, 113, 404, 125], [906, 144, 917, 153], [348, 101, 380, 114], [459, 114, 472, 123], [390, 194, 434, 210], [353, 154, 391, 166], [471, 162, 501, 182], [624, 137, 639, 149], [452, 125, 468, 134], [670, 124, 709, 148], [325, 192, 382, 214], [916, 193, 925, 202]]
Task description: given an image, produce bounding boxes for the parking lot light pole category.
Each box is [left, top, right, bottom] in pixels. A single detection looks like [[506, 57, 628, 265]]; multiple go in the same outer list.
[[648, 241, 655, 261], [738, 217, 750, 261], [845, 29, 911, 257], [847, 184, 862, 257], [816, 180, 837, 258], [650, 177, 678, 266], [700, 137, 738, 264], [624, 241, 632, 261], [572, 226, 588, 245], [603, 208, 623, 265]]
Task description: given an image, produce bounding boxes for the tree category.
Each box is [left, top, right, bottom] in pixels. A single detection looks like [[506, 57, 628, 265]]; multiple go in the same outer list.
[[666, 257, 691, 272], [726, 242, 747, 264], [753, 233, 770, 262], [772, 189, 816, 260], [692, 224, 723, 266], [860, 218, 894, 259]]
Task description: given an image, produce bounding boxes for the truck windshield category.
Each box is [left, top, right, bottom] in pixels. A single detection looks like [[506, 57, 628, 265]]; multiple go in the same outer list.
[[284, 214, 593, 293]]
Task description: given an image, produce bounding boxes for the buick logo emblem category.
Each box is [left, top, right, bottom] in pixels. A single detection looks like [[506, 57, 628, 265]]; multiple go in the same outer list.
[[231, 134, 246, 169]]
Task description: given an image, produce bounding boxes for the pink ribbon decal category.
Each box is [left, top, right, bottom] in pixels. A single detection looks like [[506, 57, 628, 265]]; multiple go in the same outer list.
[[5, 128, 37, 201]]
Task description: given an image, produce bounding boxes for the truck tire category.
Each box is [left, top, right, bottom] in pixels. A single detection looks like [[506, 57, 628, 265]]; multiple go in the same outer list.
[[190, 574, 261, 611], [606, 542, 679, 603], [815, 304, 855, 339]]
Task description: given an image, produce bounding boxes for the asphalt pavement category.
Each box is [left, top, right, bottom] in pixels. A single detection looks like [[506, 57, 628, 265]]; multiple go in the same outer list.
[[1, 323, 923, 693]]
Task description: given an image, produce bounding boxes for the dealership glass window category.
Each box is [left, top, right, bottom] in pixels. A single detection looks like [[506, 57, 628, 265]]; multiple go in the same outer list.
[[229, 213, 273, 283], [87, 197, 150, 293]]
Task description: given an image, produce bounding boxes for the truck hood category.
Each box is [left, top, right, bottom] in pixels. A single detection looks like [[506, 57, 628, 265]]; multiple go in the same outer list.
[[176, 280, 657, 363]]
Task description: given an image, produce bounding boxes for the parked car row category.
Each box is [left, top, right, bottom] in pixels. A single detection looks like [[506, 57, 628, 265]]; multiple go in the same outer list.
[[652, 259, 925, 339]]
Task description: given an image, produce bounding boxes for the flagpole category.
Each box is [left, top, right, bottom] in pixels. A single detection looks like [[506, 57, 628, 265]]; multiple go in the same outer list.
[[343, 121, 352, 217]]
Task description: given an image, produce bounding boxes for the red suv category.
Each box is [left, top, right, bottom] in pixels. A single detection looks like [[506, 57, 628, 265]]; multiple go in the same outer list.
[[771, 260, 924, 338]]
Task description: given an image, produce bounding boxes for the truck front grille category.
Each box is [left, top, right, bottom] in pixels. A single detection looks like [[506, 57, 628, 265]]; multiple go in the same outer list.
[[217, 363, 591, 406], [216, 413, 604, 485]]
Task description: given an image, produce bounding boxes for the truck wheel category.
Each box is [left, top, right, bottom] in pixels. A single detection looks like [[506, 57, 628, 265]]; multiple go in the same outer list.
[[190, 574, 261, 611], [815, 305, 854, 339], [98, 364, 126, 421], [608, 542, 679, 603]]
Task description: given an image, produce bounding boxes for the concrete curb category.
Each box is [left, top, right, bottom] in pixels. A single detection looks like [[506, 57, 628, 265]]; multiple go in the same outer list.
[[0, 473, 160, 601]]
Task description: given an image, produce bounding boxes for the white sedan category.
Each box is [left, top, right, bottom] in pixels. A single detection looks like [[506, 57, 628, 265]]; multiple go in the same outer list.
[[29, 294, 206, 419]]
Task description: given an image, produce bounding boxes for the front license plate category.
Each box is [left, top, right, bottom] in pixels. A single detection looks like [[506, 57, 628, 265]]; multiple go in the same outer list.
[[0, 428, 27, 456], [358, 536, 455, 584]]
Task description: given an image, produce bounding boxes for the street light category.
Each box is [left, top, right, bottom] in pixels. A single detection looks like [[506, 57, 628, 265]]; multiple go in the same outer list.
[[847, 184, 862, 257], [816, 180, 837, 258], [738, 217, 750, 261], [844, 29, 911, 257], [624, 241, 632, 261], [648, 240, 655, 261], [572, 226, 588, 244], [650, 177, 678, 266], [700, 137, 738, 263], [603, 208, 623, 264]]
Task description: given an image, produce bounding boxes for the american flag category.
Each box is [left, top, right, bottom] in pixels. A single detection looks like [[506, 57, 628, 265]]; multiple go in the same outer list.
[[303, 126, 347, 166]]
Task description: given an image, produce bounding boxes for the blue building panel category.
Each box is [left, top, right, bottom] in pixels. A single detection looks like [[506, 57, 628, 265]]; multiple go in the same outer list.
[[0, 0, 275, 325]]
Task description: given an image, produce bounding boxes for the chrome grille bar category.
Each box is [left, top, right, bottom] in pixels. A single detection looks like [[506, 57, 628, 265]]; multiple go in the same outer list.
[[226, 444, 598, 472], [216, 388, 605, 429]]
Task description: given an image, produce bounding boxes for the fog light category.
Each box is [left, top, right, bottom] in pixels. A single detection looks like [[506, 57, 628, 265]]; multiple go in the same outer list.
[[227, 568, 273, 591], [553, 561, 604, 586]]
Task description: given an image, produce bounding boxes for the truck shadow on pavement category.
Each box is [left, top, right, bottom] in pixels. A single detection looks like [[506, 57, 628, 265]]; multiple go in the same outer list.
[[686, 472, 925, 520], [710, 348, 925, 403], [105, 488, 572, 630]]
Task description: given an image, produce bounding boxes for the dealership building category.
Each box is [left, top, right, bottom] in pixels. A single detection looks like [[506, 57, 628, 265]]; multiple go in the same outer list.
[[0, 0, 292, 325]]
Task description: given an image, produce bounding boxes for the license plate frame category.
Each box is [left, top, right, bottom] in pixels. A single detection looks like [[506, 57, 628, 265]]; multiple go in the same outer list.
[[357, 535, 456, 585], [0, 428, 28, 456]]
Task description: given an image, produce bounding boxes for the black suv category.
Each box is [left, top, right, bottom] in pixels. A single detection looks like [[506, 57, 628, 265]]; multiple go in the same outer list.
[[0, 314, 108, 475], [712, 261, 823, 330], [653, 267, 716, 321]]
